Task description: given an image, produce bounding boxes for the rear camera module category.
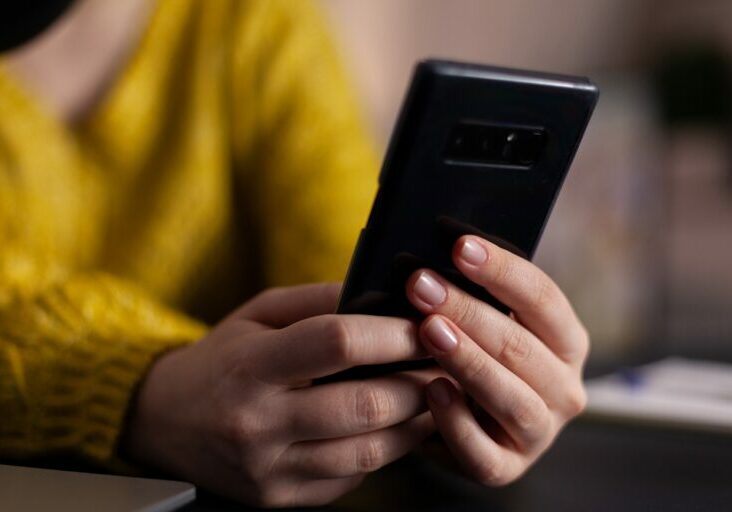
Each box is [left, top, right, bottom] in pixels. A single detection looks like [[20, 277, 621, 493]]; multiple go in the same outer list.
[[444, 122, 546, 167]]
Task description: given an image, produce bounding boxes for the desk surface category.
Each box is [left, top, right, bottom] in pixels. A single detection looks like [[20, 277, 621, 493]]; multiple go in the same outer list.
[[183, 418, 732, 512]]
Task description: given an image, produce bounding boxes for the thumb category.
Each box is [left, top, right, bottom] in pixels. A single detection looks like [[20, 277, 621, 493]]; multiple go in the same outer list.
[[233, 282, 342, 328]]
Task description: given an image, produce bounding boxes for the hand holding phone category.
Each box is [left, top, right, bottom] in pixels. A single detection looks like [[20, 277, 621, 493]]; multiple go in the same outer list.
[[313, 60, 595, 487], [405, 232, 590, 486], [320, 60, 597, 382]]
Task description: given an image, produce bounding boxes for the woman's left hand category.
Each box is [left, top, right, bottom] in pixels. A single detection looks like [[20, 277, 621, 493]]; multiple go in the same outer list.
[[405, 235, 590, 486]]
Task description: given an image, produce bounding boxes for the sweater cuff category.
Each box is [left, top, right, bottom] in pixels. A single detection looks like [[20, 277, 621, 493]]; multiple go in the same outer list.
[[0, 274, 208, 467], [80, 336, 198, 464]]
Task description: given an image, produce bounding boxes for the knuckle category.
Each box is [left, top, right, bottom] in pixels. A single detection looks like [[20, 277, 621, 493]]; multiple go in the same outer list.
[[496, 326, 533, 365], [455, 423, 478, 448], [244, 288, 285, 318], [320, 315, 357, 364], [473, 455, 510, 487], [461, 347, 492, 387], [256, 286, 282, 303], [576, 325, 591, 361], [452, 297, 480, 328], [225, 408, 270, 450], [565, 385, 588, 417], [452, 424, 518, 487], [356, 436, 386, 473], [218, 411, 286, 493], [492, 252, 516, 287], [531, 276, 558, 310], [561, 323, 591, 364], [221, 411, 250, 445], [354, 384, 392, 431], [252, 484, 290, 509], [510, 395, 550, 441]]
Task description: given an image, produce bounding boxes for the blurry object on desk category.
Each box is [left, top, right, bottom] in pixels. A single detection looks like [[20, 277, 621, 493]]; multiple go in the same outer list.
[[584, 357, 732, 434]]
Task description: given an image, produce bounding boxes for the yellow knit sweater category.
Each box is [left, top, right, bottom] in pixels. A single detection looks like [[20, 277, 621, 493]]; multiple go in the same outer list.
[[0, 0, 377, 464]]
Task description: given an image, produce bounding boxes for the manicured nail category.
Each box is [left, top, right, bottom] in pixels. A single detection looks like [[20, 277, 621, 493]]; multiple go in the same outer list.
[[459, 238, 487, 266], [423, 317, 458, 352], [428, 379, 452, 407], [413, 271, 446, 306]]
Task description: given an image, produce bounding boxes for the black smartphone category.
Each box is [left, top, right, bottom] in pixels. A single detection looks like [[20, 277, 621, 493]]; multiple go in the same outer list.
[[318, 60, 598, 383]]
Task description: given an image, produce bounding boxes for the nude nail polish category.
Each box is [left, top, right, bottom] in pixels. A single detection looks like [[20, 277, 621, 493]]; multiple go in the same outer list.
[[459, 238, 487, 266], [423, 317, 458, 352], [413, 271, 446, 306]]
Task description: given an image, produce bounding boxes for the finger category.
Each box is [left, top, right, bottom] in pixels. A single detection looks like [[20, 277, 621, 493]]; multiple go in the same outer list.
[[286, 372, 431, 441], [233, 283, 341, 327], [419, 315, 553, 451], [290, 475, 365, 507], [452, 235, 589, 365], [425, 378, 527, 486], [253, 314, 427, 385], [285, 412, 434, 479], [405, 270, 577, 409]]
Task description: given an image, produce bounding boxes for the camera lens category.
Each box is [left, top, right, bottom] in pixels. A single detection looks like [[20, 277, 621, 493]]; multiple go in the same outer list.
[[480, 129, 504, 159], [501, 131, 518, 160], [447, 124, 478, 159], [481, 136, 495, 154], [514, 130, 546, 165]]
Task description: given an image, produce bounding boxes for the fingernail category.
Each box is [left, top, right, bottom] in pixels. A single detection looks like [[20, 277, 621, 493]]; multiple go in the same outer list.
[[428, 379, 452, 407], [413, 271, 446, 306], [459, 238, 487, 266], [423, 317, 458, 353]]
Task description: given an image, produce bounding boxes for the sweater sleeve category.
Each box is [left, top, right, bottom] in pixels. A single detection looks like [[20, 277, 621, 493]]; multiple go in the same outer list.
[[0, 243, 206, 464], [230, 0, 380, 286]]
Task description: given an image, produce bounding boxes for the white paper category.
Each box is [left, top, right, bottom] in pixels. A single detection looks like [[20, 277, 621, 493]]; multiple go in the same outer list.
[[584, 357, 732, 434]]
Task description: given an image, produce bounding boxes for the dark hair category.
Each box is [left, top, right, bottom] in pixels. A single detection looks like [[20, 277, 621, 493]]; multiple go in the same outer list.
[[0, 0, 76, 52]]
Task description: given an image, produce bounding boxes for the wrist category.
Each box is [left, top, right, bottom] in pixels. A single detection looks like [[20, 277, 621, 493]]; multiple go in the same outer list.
[[119, 345, 193, 473]]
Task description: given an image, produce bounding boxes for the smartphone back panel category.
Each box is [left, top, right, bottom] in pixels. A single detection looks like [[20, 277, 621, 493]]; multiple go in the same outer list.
[[337, 60, 598, 318]]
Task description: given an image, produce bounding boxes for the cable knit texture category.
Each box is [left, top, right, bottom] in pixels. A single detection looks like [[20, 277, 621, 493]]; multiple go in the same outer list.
[[0, 0, 377, 465]]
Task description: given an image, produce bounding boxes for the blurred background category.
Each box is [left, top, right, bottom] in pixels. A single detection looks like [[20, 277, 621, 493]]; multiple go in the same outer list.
[[319, 0, 732, 367]]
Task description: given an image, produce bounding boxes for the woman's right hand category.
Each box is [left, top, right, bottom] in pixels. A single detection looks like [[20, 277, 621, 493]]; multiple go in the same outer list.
[[122, 283, 437, 507]]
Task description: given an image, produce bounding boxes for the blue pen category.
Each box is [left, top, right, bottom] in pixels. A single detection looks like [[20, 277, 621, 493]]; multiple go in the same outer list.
[[619, 367, 645, 391]]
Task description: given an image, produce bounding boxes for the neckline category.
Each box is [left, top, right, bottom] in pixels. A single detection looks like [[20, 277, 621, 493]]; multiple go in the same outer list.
[[0, 0, 162, 136]]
